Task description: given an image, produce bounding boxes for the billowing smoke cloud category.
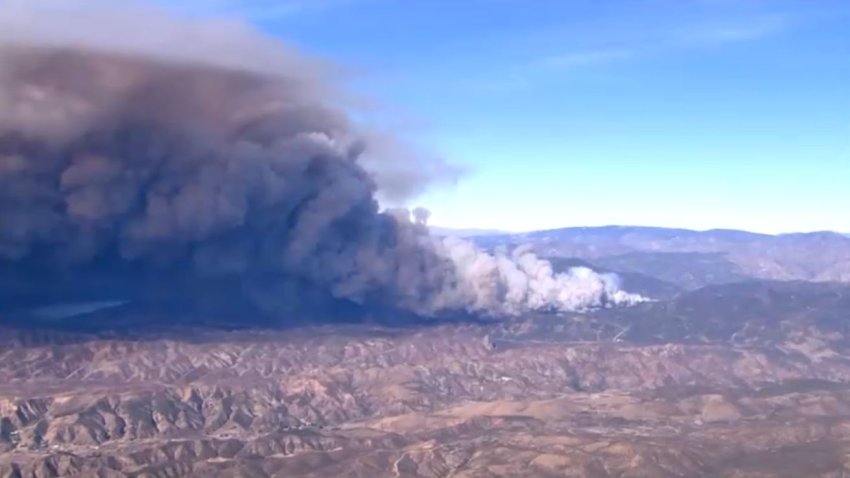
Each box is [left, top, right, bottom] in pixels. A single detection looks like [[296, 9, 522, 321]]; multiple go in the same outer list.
[[0, 2, 645, 317]]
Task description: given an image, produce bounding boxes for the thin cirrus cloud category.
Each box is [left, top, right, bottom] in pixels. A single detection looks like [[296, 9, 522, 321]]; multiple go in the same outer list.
[[675, 14, 792, 44], [536, 14, 793, 73]]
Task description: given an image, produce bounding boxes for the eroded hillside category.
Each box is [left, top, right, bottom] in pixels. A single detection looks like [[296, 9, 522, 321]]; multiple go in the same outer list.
[[2, 282, 850, 477]]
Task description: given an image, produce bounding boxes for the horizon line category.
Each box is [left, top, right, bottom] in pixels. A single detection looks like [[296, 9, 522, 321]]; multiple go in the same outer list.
[[428, 223, 850, 237]]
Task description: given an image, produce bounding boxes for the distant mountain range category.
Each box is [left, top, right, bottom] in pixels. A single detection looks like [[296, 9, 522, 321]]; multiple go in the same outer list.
[[428, 226, 508, 237], [469, 226, 850, 294]]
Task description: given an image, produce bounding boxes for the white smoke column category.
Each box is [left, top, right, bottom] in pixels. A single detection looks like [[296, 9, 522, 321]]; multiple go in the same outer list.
[[431, 237, 647, 315]]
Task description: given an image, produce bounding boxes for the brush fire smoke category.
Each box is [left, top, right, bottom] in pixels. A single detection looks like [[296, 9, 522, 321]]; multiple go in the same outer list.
[[0, 2, 645, 317]]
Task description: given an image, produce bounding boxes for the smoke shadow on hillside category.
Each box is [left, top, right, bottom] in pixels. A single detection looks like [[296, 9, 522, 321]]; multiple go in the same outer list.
[[0, 261, 494, 348]]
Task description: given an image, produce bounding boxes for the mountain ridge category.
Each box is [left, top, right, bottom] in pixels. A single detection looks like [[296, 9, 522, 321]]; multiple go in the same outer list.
[[470, 224, 850, 289], [473, 224, 846, 238]]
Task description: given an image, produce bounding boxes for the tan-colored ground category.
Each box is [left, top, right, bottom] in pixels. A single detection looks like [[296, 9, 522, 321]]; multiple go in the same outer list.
[[3, 294, 850, 478]]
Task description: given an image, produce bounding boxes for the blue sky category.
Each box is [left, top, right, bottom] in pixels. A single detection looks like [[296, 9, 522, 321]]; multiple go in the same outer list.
[[159, 0, 848, 233]]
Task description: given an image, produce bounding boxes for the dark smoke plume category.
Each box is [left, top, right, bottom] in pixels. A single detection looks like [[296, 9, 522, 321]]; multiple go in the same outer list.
[[0, 2, 644, 318]]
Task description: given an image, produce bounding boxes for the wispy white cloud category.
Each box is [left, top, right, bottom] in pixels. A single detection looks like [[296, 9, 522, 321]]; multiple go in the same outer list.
[[534, 13, 793, 74], [679, 14, 791, 44]]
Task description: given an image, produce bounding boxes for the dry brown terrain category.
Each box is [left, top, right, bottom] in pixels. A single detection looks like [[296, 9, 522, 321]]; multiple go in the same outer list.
[[2, 281, 850, 477]]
